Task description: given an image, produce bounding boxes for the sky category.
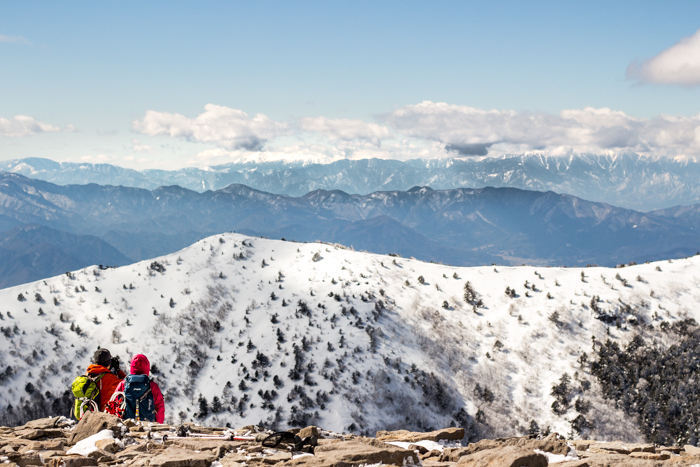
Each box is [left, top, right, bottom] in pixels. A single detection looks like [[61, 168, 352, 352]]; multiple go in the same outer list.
[[1, 1, 700, 169]]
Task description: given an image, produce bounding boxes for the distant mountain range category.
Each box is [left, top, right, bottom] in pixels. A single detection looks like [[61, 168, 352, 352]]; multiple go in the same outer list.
[[3, 154, 700, 211], [2, 171, 700, 288]]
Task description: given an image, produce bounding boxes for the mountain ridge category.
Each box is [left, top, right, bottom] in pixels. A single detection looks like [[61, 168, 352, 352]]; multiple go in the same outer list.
[[4, 153, 700, 210], [2, 172, 700, 291]]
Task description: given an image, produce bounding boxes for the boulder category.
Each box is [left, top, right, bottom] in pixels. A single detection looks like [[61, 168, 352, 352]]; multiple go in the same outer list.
[[587, 442, 654, 455], [14, 428, 65, 440], [249, 452, 294, 464], [455, 446, 547, 467], [171, 438, 244, 459], [299, 426, 321, 439], [94, 437, 121, 453], [22, 418, 70, 430], [46, 456, 98, 467], [15, 454, 43, 467], [570, 440, 594, 452], [68, 411, 121, 445], [558, 453, 661, 466], [283, 438, 420, 467], [684, 444, 700, 457], [440, 433, 569, 461], [149, 447, 217, 467], [376, 427, 464, 442], [629, 451, 670, 460], [86, 447, 117, 463], [18, 440, 65, 453]]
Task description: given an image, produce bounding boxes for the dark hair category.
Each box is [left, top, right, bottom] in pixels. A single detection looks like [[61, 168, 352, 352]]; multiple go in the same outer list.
[[93, 348, 112, 367]]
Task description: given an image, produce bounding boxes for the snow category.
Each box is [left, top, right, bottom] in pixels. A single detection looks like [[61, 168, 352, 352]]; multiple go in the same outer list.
[[0, 233, 698, 438], [534, 448, 579, 463], [66, 429, 115, 456]]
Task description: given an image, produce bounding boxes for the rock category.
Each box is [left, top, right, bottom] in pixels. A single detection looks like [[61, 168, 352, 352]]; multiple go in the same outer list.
[[47, 456, 98, 467], [408, 443, 429, 454], [283, 438, 420, 467], [68, 412, 121, 445], [684, 444, 700, 457], [15, 454, 42, 466], [218, 452, 250, 465], [22, 418, 69, 430], [149, 447, 216, 467], [298, 426, 321, 440], [171, 438, 244, 459], [440, 433, 569, 461], [37, 450, 66, 462], [375, 427, 464, 442], [455, 446, 547, 467], [629, 451, 670, 460], [559, 453, 661, 466], [249, 452, 293, 464], [571, 440, 594, 451], [18, 440, 65, 453], [658, 445, 681, 454], [94, 438, 121, 453], [419, 449, 442, 459], [587, 442, 654, 455], [555, 460, 590, 467], [14, 428, 66, 440]]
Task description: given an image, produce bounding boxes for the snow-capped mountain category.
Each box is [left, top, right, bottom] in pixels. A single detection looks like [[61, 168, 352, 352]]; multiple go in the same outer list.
[[1, 233, 697, 443], [3, 154, 700, 211]]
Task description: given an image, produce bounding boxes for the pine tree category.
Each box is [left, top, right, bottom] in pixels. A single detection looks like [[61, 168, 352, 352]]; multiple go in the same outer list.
[[197, 395, 209, 419]]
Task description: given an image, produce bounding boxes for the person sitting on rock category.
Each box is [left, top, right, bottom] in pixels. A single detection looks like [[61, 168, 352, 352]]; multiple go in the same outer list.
[[116, 354, 165, 423], [86, 348, 126, 411]]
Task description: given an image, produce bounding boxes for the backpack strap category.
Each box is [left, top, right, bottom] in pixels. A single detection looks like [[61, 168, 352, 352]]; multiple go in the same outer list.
[[137, 386, 152, 404], [81, 372, 106, 396]]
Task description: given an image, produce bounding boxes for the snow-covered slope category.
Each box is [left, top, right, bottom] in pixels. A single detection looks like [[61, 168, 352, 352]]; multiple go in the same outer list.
[[0, 233, 696, 439]]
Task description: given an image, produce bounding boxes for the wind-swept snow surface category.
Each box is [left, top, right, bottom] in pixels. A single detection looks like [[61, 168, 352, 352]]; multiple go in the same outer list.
[[0, 234, 696, 440]]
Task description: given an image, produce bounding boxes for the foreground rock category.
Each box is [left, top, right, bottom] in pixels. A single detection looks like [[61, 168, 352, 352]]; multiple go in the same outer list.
[[3, 418, 700, 466]]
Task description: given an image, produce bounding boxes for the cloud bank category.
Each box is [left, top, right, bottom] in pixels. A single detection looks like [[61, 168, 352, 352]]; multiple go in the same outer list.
[[384, 101, 700, 158], [132, 104, 289, 151], [132, 102, 700, 164], [298, 117, 391, 145], [627, 29, 700, 86], [0, 115, 61, 138]]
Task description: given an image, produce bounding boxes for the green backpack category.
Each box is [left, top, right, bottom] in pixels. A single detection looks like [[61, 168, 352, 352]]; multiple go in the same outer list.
[[71, 373, 106, 419]]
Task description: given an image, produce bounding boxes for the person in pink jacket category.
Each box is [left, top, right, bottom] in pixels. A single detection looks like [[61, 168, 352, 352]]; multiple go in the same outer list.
[[116, 354, 165, 423]]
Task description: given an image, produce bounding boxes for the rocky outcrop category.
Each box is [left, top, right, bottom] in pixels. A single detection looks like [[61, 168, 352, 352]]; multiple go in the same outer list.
[[3, 417, 700, 466]]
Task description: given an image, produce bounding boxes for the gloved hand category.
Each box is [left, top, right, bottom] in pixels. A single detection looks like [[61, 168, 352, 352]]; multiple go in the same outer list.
[[109, 356, 121, 374]]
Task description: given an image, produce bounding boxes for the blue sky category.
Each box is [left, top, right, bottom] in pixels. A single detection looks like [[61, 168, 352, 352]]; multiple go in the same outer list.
[[1, 1, 700, 168]]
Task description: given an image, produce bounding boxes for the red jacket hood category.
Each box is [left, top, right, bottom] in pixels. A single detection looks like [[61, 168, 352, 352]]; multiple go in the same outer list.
[[86, 364, 110, 375], [130, 354, 150, 375]]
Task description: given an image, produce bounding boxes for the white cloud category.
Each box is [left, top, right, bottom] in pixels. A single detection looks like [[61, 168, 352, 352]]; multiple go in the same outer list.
[[0, 34, 30, 45], [383, 101, 700, 158], [298, 116, 391, 145], [131, 138, 155, 153], [627, 29, 700, 86], [133, 104, 288, 151], [0, 115, 61, 138], [131, 102, 700, 166]]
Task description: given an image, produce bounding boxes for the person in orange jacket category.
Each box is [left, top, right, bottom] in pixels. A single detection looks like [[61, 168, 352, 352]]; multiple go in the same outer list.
[[86, 348, 126, 411]]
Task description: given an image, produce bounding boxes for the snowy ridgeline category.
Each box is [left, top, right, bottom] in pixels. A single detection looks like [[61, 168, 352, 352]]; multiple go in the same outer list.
[[0, 233, 697, 439]]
